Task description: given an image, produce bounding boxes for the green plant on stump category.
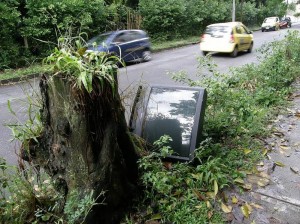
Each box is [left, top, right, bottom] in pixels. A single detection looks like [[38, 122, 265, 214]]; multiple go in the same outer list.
[[44, 35, 122, 94]]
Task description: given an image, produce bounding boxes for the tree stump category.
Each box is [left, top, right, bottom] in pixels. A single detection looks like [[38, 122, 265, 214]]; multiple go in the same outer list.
[[28, 73, 139, 223]]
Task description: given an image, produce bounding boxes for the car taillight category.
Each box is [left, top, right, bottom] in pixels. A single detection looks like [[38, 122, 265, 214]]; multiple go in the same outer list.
[[201, 34, 206, 42], [229, 34, 234, 43]]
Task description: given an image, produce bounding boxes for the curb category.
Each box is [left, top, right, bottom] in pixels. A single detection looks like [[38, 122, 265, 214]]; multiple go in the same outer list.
[[0, 73, 42, 86]]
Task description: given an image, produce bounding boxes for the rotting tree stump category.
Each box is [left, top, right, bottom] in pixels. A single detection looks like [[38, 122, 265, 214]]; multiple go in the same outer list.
[[27, 73, 139, 223]]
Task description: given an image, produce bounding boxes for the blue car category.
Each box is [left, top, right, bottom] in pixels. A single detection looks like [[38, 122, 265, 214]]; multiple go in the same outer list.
[[87, 29, 152, 63]]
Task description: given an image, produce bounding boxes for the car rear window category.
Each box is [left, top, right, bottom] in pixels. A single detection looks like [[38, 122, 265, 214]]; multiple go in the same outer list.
[[205, 26, 232, 35], [264, 18, 276, 23], [87, 33, 111, 46]]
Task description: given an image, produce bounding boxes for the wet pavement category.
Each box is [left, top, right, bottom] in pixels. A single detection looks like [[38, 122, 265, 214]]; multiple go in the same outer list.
[[225, 78, 300, 224]]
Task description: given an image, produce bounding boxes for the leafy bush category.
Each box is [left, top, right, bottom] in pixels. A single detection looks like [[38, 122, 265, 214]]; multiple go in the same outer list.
[[139, 0, 188, 40]]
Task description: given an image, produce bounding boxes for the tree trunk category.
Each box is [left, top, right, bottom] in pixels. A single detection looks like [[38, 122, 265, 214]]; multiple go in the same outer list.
[[28, 73, 139, 223]]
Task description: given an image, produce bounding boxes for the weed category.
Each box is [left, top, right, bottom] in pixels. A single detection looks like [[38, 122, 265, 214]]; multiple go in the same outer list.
[[44, 34, 122, 94]]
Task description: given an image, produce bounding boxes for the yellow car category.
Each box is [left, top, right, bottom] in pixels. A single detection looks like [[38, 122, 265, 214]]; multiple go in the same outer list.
[[200, 22, 254, 57]]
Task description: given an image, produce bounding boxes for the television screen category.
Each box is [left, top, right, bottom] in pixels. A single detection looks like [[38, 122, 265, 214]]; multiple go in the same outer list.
[[130, 85, 207, 161]]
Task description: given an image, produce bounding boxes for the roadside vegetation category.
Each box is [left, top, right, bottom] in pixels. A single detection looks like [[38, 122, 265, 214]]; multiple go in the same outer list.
[[0, 0, 288, 70], [1, 30, 299, 223], [122, 30, 300, 223]]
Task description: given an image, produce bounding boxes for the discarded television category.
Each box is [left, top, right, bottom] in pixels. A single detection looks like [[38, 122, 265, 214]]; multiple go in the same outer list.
[[129, 85, 207, 161]]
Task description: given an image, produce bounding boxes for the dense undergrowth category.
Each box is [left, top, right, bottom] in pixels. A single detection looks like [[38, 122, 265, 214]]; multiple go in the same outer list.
[[122, 30, 300, 223]]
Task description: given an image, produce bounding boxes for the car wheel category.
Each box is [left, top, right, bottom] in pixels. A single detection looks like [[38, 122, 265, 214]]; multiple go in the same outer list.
[[230, 46, 238, 58], [142, 50, 151, 62], [261, 29, 264, 32], [247, 42, 253, 53]]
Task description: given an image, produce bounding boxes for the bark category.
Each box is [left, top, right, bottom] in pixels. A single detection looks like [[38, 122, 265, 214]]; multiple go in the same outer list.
[[27, 73, 139, 224]]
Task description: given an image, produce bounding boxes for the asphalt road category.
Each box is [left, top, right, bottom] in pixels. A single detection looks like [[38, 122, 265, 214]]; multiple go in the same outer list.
[[1, 25, 299, 165]]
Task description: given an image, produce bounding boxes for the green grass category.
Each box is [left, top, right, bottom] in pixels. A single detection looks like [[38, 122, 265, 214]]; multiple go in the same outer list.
[[0, 64, 51, 82], [151, 36, 200, 52]]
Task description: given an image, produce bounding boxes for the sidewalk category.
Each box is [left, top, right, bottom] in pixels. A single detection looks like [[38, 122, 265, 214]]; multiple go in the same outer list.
[[227, 78, 300, 224]]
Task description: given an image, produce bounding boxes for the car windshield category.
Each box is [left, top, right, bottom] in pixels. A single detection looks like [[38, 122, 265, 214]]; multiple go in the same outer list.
[[87, 33, 111, 46], [205, 26, 232, 35], [264, 18, 275, 23]]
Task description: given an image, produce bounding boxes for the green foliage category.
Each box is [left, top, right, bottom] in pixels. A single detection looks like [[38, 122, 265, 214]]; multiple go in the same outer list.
[[0, 0, 21, 69], [0, 161, 64, 223], [139, 0, 188, 40], [64, 190, 103, 224], [44, 35, 121, 94], [0, 158, 102, 224], [6, 92, 43, 156], [135, 136, 226, 223], [134, 30, 300, 223]]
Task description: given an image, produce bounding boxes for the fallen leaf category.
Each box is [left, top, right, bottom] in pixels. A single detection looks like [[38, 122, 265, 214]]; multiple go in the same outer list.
[[206, 200, 211, 208], [262, 148, 268, 156], [242, 183, 252, 190], [273, 131, 284, 137], [221, 202, 232, 213], [257, 161, 264, 166], [232, 196, 238, 204], [245, 203, 253, 213], [221, 191, 228, 203], [193, 189, 207, 201], [191, 173, 202, 180], [267, 155, 272, 160], [172, 190, 182, 196], [244, 149, 252, 155], [214, 180, 218, 196], [257, 178, 269, 187], [287, 108, 296, 114], [275, 161, 285, 167], [250, 203, 264, 209], [206, 192, 215, 199], [163, 162, 172, 170], [258, 172, 270, 179], [234, 178, 245, 184], [294, 142, 300, 147], [208, 210, 213, 219], [290, 167, 299, 174], [195, 205, 202, 209], [241, 204, 250, 218], [150, 213, 162, 220], [280, 145, 289, 150]]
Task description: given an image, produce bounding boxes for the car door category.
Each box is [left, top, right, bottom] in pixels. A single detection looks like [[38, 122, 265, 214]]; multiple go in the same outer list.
[[235, 25, 250, 51], [110, 32, 133, 62]]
